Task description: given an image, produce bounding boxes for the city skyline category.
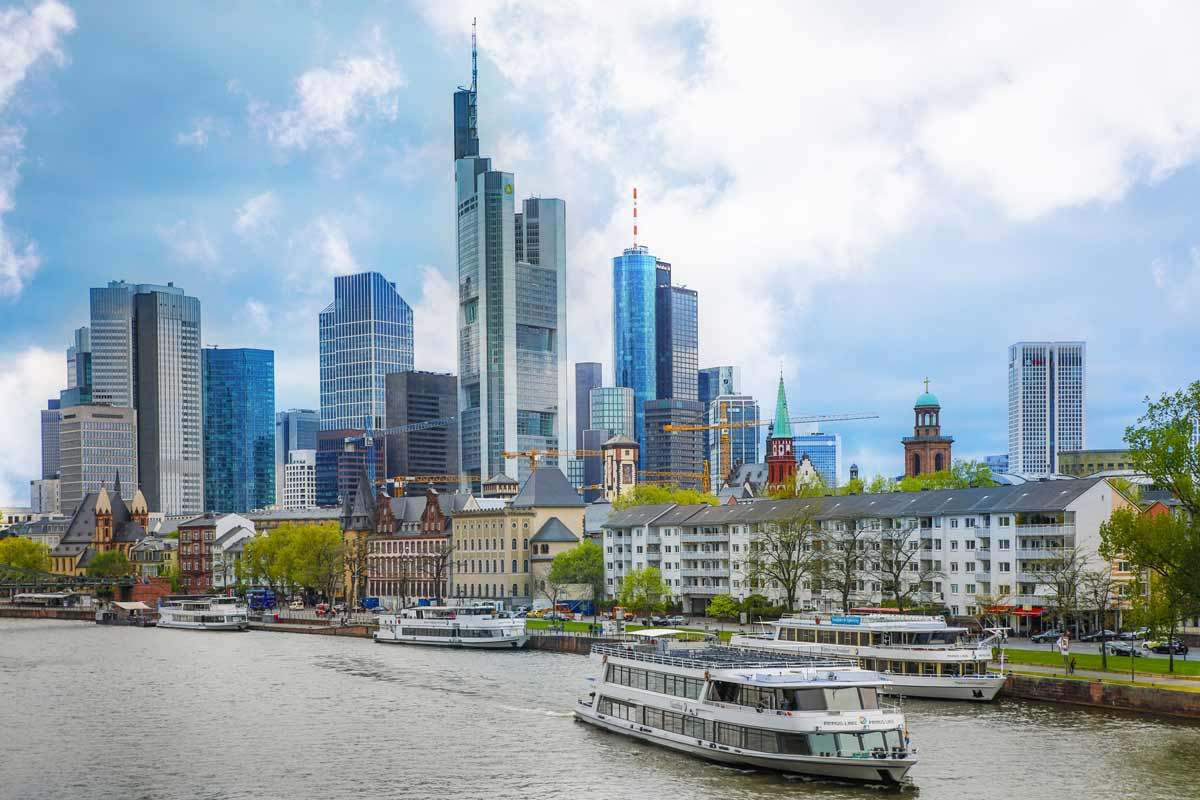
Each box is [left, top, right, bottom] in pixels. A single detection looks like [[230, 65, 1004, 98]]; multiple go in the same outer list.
[[2, 3, 1200, 503]]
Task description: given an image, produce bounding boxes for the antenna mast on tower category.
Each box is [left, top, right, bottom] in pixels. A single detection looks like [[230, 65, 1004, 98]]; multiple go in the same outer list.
[[471, 17, 478, 92], [633, 187, 638, 247]]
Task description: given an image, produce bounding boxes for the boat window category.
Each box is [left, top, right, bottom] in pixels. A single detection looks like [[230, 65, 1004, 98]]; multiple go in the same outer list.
[[921, 662, 937, 676], [808, 733, 838, 756], [609, 664, 702, 700], [819, 630, 837, 644], [860, 731, 888, 753], [944, 662, 961, 676], [791, 688, 825, 711], [643, 707, 663, 729], [746, 728, 782, 753], [858, 688, 879, 709], [778, 732, 811, 755], [824, 687, 864, 711], [716, 722, 743, 748]]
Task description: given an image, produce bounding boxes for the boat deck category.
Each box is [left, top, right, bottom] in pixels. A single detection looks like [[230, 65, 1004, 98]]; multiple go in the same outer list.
[[593, 643, 858, 672]]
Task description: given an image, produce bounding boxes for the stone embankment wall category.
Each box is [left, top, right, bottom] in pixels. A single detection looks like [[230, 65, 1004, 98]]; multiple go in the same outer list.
[[526, 635, 607, 655], [1006, 674, 1200, 718], [0, 606, 94, 621]]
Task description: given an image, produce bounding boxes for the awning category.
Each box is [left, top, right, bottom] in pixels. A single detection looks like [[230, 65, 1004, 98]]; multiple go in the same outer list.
[[113, 601, 151, 611], [1009, 607, 1045, 617]]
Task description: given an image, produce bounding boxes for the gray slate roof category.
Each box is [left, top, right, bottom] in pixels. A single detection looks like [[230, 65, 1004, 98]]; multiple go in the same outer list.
[[51, 490, 145, 557], [530, 516, 579, 543], [483, 473, 518, 486], [511, 467, 585, 508]]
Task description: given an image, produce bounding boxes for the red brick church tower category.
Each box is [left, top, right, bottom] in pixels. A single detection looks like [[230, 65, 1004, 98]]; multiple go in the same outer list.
[[766, 374, 796, 491], [903, 378, 954, 477]]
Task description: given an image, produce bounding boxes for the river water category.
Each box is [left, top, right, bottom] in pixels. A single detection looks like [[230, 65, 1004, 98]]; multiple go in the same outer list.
[[2, 619, 1198, 800]]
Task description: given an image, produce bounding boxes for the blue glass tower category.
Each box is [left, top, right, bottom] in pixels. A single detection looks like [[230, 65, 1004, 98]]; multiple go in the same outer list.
[[612, 246, 659, 459], [319, 272, 414, 432], [202, 347, 275, 512], [793, 431, 842, 489]]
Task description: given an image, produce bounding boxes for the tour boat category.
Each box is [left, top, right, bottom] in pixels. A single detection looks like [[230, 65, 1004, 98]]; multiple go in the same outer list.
[[575, 631, 916, 785], [374, 604, 528, 649], [731, 613, 1005, 701], [156, 596, 249, 631]]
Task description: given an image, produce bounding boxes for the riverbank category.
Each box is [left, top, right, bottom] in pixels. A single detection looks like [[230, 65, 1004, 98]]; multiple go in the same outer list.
[[0, 605, 93, 621]]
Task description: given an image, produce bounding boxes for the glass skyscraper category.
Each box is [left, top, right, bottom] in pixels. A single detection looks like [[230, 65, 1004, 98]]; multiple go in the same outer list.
[[275, 408, 320, 503], [612, 245, 659, 458], [1007, 341, 1087, 476], [455, 45, 567, 485], [319, 272, 413, 432], [656, 282, 698, 402], [708, 394, 760, 490], [40, 399, 61, 479], [793, 431, 842, 489], [203, 348, 275, 512], [63, 326, 92, 407], [589, 386, 636, 440], [574, 362, 602, 450], [699, 366, 740, 461]]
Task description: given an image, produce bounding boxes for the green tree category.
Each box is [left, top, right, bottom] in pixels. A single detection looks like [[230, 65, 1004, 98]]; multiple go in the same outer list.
[[86, 550, 133, 579], [814, 522, 870, 612], [617, 566, 672, 618], [896, 460, 996, 493], [837, 477, 866, 496], [1106, 476, 1142, 503], [612, 484, 720, 510], [865, 475, 897, 494], [707, 593, 741, 621], [0, 537, 51, 572], [547, 540, 605, 621], [1080, 563, 1121, 671], [1030, 546, 1089, 637], [1124, 381, 1200, 515], [870, 522, 941, 611], [746, 509, 819, 611], [291, 523, 345, 603], [766, 473, 829, 499]]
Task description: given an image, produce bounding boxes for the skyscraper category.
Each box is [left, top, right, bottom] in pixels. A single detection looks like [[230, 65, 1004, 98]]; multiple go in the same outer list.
[[708, 394, 760, 490], [40, 399, 61, 480], [589, 386, 636, 440], [87, 280, 202, 515], [319, 272, 414, 432], [793, 431, 842, 489], [62, 326, 91, 407], [275, 409, 320, 503], [574, 362, 602, 450], [1008, 341, 1087, 476], [202, 347, 275, 513], [59, 404, 137, 514], [384, 370, 459, 483], [699, 366, 740, 460], [656, 281, 698, 402], [612, 245, 659, 456], [644, 399, 706, 491], [455, 35, 567, 484]]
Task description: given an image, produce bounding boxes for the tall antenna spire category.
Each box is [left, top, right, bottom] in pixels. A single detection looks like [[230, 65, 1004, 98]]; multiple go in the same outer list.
[[633, 186, 638, 247], [471, 17, 477, 92]]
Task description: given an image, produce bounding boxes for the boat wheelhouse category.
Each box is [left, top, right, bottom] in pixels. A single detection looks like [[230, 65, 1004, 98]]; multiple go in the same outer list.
[[156, 596, 249, 631], [731, 613, 1005, 701], [575, 633, 915, 785], [374, 604, 528, 649]]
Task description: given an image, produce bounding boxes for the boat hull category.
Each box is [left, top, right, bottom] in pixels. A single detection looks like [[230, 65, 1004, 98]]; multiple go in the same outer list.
[[157, 620, 248, 631], [374, 633, 529, 649], [880, 674, 1004, 701], [573, 707, 914, 785]]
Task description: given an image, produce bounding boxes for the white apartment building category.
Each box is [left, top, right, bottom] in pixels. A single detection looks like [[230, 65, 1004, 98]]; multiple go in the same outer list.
[[1008, 341, 1086, 476], [603, 478, 1134, 632], [283, 449, 317, 510]]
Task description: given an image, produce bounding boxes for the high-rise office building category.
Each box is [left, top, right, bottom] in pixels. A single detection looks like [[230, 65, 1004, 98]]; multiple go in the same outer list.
[[283, 449, 317, 510], [698, 366, 740, 460], [793, 431, 842, 489], [62, 326, 91, 407], [315, 429, 383, 508], [644, 399, 706, 491], [202, 347, 275, 513], [589, 386, 636, 440], [986, 454, 1009, 475], [41, 399, 61, 479], [574, 362, 602, 450], [612, 245, 660, 457], [708, 394, 760, 490], [455, 40, 567, 485], [384, 371, 459, 483], [1007, 341, 1087, 476], [29, 478, 60, 515], [275, 409, 320, 504], [319, 272, 414, 432], [87, 280, 202, 515], [134, 286, 203, 515], [656, 282, 698, 402], [58, 404, 137, 515]]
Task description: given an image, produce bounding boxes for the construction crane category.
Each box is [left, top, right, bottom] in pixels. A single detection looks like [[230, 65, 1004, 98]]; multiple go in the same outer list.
[[501, 449, 603, 472], [664, 411, 878, 490], [640, 463, 711, 491], [356, 415, 458, 486], [376, 474, 481, 497]]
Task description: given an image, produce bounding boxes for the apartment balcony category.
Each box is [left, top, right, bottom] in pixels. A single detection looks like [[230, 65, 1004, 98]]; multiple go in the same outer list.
[[680, 568, 729, 578], [1017, 547, 1068, 560], [685, 531, 730, 543], [681, 549, 729, 558], [974, 573, 992, 583], [681, 583, 728, 595], [974, 548, 991, 560], [1016, 524, 1076, 538]]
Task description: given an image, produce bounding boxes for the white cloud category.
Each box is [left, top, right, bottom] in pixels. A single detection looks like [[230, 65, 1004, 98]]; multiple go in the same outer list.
[[0, 346, 63, 504], [234, 190, 279, 236], [174, 115, 226, 149], [244, 298, 270, 333], [251, 26, 404, 153], [0, 0, 75, 300], [315, 217, 356, 275], [158, 220, 219, 268], [411, 265, 456, 372], [419, 3, 1200, 431]]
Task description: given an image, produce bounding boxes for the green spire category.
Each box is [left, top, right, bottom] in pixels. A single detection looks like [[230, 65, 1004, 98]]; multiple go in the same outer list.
[[772, 373, 792, 439]]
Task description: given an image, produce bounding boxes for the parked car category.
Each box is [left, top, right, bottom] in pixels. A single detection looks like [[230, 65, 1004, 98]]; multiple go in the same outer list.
[[649, 615, 669, 626], [289, 599, 304, 611], [1105, 641, 1144, 657], [667, 615, 686, 626], [1118, 627, 1150, 641], [1031, 629, 1065, 643], [1143, 638, 1189, 655], [314, 603, 332, 617], [1080, 629, 1117, 642], [543, 611, 571, 621]]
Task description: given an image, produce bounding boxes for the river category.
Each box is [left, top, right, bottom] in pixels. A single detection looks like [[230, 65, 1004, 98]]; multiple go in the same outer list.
[[2, 619, 1198, 800]]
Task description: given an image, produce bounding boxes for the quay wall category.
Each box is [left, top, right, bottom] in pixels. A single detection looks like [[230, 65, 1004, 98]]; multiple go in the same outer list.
[[526, 634, 607, 655], [1005, 674, 1200, 718], [0, 606, 94, 621]]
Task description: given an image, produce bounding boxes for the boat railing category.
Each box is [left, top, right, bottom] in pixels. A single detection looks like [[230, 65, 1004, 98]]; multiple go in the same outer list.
[[593, 643, 857, 672]]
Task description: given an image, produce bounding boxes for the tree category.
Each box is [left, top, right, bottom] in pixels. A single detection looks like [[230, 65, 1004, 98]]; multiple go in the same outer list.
[[1106, 476, 1142, 504], [813, 522, 870, 612], [837, 477, 866, 496], [746, 509, 819, 611], [617, 566, 672, 618], [1030, 546, 1089, 637], [707, 593, 741, 621], [292, 524, 345, 604], [547, 540, 605, 621], [86, 550, 133, 579], [865, 475, 897, 494], [766, 473, 828, 500], [0, 537, 50, 572], [971, 588, 1012, 631], [1080, 564, 1121, 670], [612, 484, 719, 510], [897, 460, 996, 492], [418, 539, 454, 603], [870, 522, 940, 611], [1124, 381, 1200, 516]]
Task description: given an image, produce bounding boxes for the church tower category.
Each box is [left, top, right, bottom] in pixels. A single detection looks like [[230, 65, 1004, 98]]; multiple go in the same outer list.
[[902, 379, 954, 477], [766, 374, 796, 491]]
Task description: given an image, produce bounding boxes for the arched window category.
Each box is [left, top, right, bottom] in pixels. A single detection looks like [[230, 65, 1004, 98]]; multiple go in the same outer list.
[[934, 452, 944, 471], [912, 453, 921, 474], [511, 538, 517, 550], [511, 559, 517, 572], [511, 584, 518, 596]]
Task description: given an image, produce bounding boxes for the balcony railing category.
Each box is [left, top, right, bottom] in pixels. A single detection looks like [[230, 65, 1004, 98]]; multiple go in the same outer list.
[[684, 531, 730, 542], [680, 568, 728, 578], [1015, 524, 1076, 537], [974, 573, 992, 583], [1017, 547, 1067, 561], [974, 549, 991, 560]]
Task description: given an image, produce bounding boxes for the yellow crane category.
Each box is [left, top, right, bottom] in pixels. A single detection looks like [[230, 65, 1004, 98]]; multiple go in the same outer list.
[[375, 474, 481, 497], [639, 464, 711, 491], [500, 449, 602, 472]]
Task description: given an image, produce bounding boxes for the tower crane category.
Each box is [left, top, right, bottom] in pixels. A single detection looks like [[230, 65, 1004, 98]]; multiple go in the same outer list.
[[355, 415, 458, 486], [500, 449, 603, 472]]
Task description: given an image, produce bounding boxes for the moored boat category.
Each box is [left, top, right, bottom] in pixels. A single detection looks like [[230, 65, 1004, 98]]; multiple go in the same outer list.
[[732, 613, 1005, 701], [157, 596, 249, 631], [374, 604, 528, 649], [575, 631, 916, 785]]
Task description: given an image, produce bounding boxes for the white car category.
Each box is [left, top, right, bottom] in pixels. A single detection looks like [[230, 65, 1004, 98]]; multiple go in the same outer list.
[[289, 600, 304, 611], [667, 615, 685, 626]]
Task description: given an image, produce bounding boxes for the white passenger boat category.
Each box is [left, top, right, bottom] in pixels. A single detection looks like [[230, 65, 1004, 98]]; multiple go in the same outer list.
[[732, 613, 1005, 701], [575, 631, 916, 785], [157, 596, 249, 631], [374, 604, 528, 649]]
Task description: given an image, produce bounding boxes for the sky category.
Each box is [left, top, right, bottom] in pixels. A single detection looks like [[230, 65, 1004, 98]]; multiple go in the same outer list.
[[1, 1, 1199, 505]]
